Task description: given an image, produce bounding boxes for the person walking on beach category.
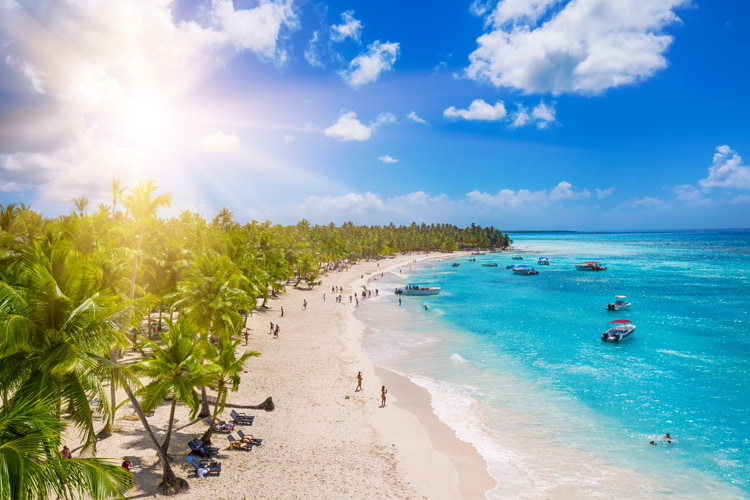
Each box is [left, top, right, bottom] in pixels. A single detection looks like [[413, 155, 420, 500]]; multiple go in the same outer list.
[[280, 306, 284, 317], [303, 299, 307, 310], [399, 297, 401, 306], [244, 330, 249, 345], [380, 386, 388, 407], [323, 293, 326, 301], [269, 322, 274, 334], [356, 371, 363, 392], [274, 324, 279, 338]]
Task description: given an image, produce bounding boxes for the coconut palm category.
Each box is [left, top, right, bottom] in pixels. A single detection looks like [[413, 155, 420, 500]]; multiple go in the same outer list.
[[0, 390, 131, 500], [135, 318, 214, 454], [111, 178, 126, 221], [72, 197, 89, 218], [201, 328, 259, 443], [0, 203, 18, 232], [0, 241, 128, 454]]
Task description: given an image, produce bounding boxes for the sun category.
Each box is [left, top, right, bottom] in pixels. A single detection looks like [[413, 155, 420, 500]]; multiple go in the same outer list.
[[119, 95, 172, 144]]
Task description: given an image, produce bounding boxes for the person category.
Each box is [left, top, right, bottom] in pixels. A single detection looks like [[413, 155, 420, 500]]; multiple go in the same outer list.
[[399, 297, 401, 306], [244, 330, 249, 345], [648, 441, 657, 446], [61, 445, 72, 459], [349, 295, 352, 303], [664, 433, 672, 440], [376, 289, 378, 296], [303, 299, 307, 310], [323, 293, 326, 301], [196, 466, 209, 479], [424, 304, 428, 311], [269, 321, 274, 334], [280, 306, 284, 317], [121, 457, 133, 472], [332, 286, 335, 293], [380, 386, 388, 407], [274, 324, 279, 338], [356, 371, 363, 392]]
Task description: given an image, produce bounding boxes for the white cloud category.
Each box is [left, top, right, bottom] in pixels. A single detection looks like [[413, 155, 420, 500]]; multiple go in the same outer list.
[[510, 104, 530, 128], [373, 112, 398, 127], [595, 187, 615, 199], [444, 99, 507, 121], [331, 10, 362, 42], [5, 55, 45, 94], [283, 134, 295, 142], [324, 111, 372, 142], [627, 196, 665, 208], [466, 0, 689, 95], [532, 101, 556, 129], [672, 184, 708, 205], [406, 111, 427, 124], [196, 131, 241, 154], [731, 194, 750, 204], [699, 145, 750, 190], [467, 181, 590, 208], [378, 155, 399, 164], [340, 40, 400, 87], [304, 30, 323, 67], [470, 0, 495, 17], [210, 0, 299, 64]]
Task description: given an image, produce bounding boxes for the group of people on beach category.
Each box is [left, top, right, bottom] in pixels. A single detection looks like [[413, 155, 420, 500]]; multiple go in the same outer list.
[[270, 321, 280, 338], [355, 371, 388, 407]]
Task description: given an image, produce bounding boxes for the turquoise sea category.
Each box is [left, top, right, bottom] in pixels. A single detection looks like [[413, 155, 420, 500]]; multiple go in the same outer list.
[[356, 230, 750, 499]]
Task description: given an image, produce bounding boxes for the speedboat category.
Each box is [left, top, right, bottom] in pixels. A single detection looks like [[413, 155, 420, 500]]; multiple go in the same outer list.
[[506, 264, 515, 269], [575, 261, 607, 271], [452, 262, 460, 267], [471, 251, 483, 255], [606, 295, 632, 311], [601, 319, 636, 343], [538, 257, 549, 265], [512, 265, 538, 275], [512, 255, 524, 260], [467, 258, 476, 262], [395, 283, 441, 296], [481, 262, 498, 267]]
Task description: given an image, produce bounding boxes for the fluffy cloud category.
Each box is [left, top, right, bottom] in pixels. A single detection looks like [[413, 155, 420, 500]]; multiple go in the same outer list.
[[406, 111, 427, 124], [340, 41, 400, 87], [672, 184, 708, 205], [324, 111, 373, 142], [510, 104, 530, 128], [444, 99, 507, 121], [196, 131, 241, 154], [595, 187, 615, 199], [467, 181, 590, 208], [466, 0, 689, 94], [532, 101, 556, 129], [374, 112, 398, 127], [699, 145, 750, 190], [304, 30, 324, 67], [331, 10, 363, 42], [378, 155, 399, 164]]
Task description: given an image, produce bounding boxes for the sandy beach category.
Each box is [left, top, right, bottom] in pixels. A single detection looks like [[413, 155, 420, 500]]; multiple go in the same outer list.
[[79, 252, 494, 499]]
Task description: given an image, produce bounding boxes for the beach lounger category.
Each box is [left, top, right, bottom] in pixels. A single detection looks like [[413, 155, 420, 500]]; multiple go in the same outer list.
[[229, 409, 254, 425], [205, 418, 233, 433], [237, 430, 263, 447], [191, 438, 219, 454], [226, 435, 253, 451], [185, 455, 221, 478], [187, 440, 218, 458]]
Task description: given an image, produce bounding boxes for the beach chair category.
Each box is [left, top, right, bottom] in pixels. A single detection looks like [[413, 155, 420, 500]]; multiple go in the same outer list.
[[237, 430, 263, 447], [205, 418, 233, 433], [226, 435, 253, 451], [229, 409, 254, 425], [187, 440, 218, 458], [191, 438, 219, 454], [185, 456, 221, 478]]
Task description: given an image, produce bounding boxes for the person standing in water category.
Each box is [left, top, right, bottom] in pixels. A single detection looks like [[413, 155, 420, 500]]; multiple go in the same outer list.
[[380, 386, 387, 407]]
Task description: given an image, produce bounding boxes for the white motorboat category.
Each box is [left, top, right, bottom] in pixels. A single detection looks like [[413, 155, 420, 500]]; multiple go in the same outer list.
[[601, 319, 636, 343], [538, 257, 549, 265], [395, 283, 441, 296], [607, 295, 632, 311], [512, 265, 538, 275], [576, 261, 607, 271]]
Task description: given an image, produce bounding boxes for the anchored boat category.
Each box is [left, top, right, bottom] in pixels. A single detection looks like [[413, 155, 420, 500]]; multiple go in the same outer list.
[[481, 262, 498, 267], [607, 295, 632, 311], [601, 319, 636, 343], [512, 265, 539, 275], [452, 262, 460, 267], [538, 257, 549, 265], [395, 283, 441, 296], [512, 255, 524, 260], [576, 261, 607, 271]]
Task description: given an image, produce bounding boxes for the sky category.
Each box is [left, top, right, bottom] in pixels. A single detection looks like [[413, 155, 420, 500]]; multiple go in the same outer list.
[[1, 0, 749, 230]]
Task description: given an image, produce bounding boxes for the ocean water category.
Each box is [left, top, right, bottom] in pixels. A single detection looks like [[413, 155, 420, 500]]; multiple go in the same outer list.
[[356, 230, 750, 499]]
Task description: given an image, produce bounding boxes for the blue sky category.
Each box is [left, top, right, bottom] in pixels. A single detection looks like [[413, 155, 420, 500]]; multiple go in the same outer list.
[[1, 0, 749, 230]]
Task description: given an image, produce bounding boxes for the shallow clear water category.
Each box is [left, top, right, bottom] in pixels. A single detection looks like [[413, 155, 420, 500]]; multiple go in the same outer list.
[[357, 230, 750, 499]]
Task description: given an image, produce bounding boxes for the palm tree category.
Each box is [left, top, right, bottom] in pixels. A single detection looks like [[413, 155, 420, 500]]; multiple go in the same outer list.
[[135, 318, 213, 454], [0, 203, 18, 232], [201, 328, 259, 443], [72, 197, 89, 218], [0, 390, 131, 500], [111, 178, 126, 221], [212, 207, 234, 232]]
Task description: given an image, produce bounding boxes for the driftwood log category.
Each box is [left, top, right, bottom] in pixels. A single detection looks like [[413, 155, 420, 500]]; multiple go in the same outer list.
[[206, 396, 275, 412]]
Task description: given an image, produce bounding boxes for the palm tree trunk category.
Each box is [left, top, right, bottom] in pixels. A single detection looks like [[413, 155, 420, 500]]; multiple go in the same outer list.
[[200, 381, 224, 443], [161, 397, 177, 455], [157, 299, 164, 335], [98, 349, 119, 439], [121, 382, 180, 486], [199, 386, 211, 418]]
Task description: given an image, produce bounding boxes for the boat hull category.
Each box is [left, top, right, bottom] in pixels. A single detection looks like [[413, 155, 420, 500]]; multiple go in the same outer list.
[[601, 325, 636, 343], [396, 289, 440, 296]]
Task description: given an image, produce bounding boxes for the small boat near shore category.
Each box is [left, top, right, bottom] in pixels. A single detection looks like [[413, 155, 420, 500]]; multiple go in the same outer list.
[[481, 263, 498, 267], [512, 255, 524, 260], [452, 262, 460, 267], [607, 295, 632, 311], [512, 265, 538, 275], [395, 283, 441, 296], [576, 261, 607, 271], [601, 319, 636, 343], [538, 257, 549, 265], [467, 258, 476, 262]]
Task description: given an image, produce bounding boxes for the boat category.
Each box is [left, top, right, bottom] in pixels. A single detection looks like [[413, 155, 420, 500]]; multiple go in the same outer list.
[[575, 261, 607, 271], [512, 255, 524, 260], [395, 283, 441, 296], [467, 258, 476, 262], [452, 262, 460, 268], [601, 319, 636, 343], [471, 251, 483, 255], [481, 262, 498, 267], [606, 295, 632, 311], [512, 265, 538, 275], [538, 257, 549, 265], [506, 264, 515, 269]]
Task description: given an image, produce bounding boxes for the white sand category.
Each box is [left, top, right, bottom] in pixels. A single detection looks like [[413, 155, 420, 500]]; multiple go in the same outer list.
[[81, 253, 494, 499]]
